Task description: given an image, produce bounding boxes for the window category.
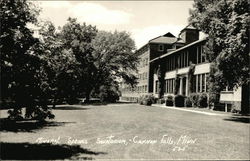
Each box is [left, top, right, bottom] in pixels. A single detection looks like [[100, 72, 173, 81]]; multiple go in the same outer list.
[[158, 44, 164, 51], [194, 73, 207, 93], [165, 79, 175, 94], [197, 46, 205, 64]]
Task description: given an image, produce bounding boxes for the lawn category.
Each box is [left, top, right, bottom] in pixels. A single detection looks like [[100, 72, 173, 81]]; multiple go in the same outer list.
[[0, 104, 249, 160]]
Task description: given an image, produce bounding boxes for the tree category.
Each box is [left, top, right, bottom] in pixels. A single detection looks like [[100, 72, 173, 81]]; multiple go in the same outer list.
[[59, 18, 98, 102], [156, 64, 165, 99], [37, 21, 79, 106], [0, 0, 54, 120], [189, 0, 250, 113], [91, 31, 138, 101]]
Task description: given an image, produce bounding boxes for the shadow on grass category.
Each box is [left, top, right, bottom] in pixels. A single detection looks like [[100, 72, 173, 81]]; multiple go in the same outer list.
[[0, 142, 107, 160], [0, 119, 75, 132], [53, 106, 91, 110], [223, 116, 250, 123]]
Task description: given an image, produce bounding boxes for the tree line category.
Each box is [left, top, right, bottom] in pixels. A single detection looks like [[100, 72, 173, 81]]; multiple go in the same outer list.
[[0, 0, 139, 121]]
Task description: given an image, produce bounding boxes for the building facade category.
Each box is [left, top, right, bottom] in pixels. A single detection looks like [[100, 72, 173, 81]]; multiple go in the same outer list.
[[120, 25, 244, 112], [120, 32, 178, 102]]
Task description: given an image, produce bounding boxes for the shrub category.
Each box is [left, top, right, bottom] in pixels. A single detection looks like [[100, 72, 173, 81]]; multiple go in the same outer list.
[[190, 93, 199, 107], [185, 96, 192, 107], [139, 94, 155, 106], [99, 85, 120, 103], [198, 93, 208, 108], [138, 96, 144, 105], [174, 95, 185, 107], [165, 95, 174, 106], [157, 98, 165, 104]]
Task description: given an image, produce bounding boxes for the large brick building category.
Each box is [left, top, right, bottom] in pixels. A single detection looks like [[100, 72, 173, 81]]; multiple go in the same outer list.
[[120, 25, 244, 112]]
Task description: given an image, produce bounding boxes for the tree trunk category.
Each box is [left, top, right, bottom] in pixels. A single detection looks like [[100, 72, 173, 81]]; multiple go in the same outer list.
[[157, 63, 165, 99], [85, 87, 92, 103], [241, 82, 250, 115]]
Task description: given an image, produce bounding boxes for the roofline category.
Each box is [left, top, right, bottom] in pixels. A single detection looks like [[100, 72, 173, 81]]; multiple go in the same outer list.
[[149, 38, 207, 63], [149, 41, 176, 45], [179, 24, 200, 34], [149, 35, 162, 42], [135, 43, 149, 56], [149, 32, 176, 43]]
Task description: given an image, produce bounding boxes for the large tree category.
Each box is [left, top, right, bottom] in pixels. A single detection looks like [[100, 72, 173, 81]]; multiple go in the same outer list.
[[189, 0, 249, 113], [0, 0, 54, 120], [59, 18, 98, 101], [91, 30, 138, 101], [37, 21, 79, 105]]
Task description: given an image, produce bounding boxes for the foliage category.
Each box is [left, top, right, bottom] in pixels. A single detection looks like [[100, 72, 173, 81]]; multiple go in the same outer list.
[[139, 94, 155, 106], [198, 93, 208, 108], [165, 95, 174, 106], [1, 1, 139, 121], [0, 0, 54, 120], [99, 81, 120, 103], [185, 97, 193, 107], [59, 18, 98, 101], [156, 63, 166, 99], [91, 30, 138, 93], [189, 0, 250, 112], [189, 93, 208, 108], [188, 64, 196, 94], [174, 95, 185, 107], [157, 98, 166, 104], [190, 93, 199, 107], [206, 63, 224, 108]]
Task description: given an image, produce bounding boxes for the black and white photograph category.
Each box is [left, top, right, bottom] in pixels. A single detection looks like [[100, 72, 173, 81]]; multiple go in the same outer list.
[[0, 0, 249, 160]]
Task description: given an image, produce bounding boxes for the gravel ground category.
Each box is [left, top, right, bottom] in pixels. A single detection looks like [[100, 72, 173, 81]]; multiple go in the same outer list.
[[0, 104, 249, 160]]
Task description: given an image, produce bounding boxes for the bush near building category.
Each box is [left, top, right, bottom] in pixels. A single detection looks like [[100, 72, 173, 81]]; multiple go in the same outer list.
[[174, 95, 185, 107], [190, 93, 200, 107], [185, 97, 193, 107], [188, 93, 208, 108], [157, 98, 166, 104], [139, 94, 155, 106], [198, 93, 208, 108], [165, 95, 174, 106]]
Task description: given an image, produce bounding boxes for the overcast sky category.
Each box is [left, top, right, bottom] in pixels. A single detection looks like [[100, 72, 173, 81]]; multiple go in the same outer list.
[[37, 1, 194, 49]]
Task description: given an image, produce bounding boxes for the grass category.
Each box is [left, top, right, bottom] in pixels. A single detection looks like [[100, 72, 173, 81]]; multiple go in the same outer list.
[[1, 103, 249, 160]]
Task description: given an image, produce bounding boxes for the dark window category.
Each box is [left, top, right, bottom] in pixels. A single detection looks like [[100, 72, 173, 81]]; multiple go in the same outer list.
[[158, 44, 164, 51], [197, 46, 201, 64], [201, 46, 205, 63], [202, 74, 205, 92], [197, 75, 201, 92]]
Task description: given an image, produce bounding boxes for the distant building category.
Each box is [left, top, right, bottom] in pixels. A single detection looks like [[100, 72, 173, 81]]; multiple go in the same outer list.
[[120, 25, 243, 112]]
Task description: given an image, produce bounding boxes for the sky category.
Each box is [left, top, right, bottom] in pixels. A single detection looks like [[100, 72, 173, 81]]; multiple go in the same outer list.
[[36, 1, 194, 49]]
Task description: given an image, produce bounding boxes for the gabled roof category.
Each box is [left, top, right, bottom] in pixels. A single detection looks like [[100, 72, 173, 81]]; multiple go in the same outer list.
[[150, 37, 177, 44], [163, 32, 175, 37], [149, 32, 177, 44]]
